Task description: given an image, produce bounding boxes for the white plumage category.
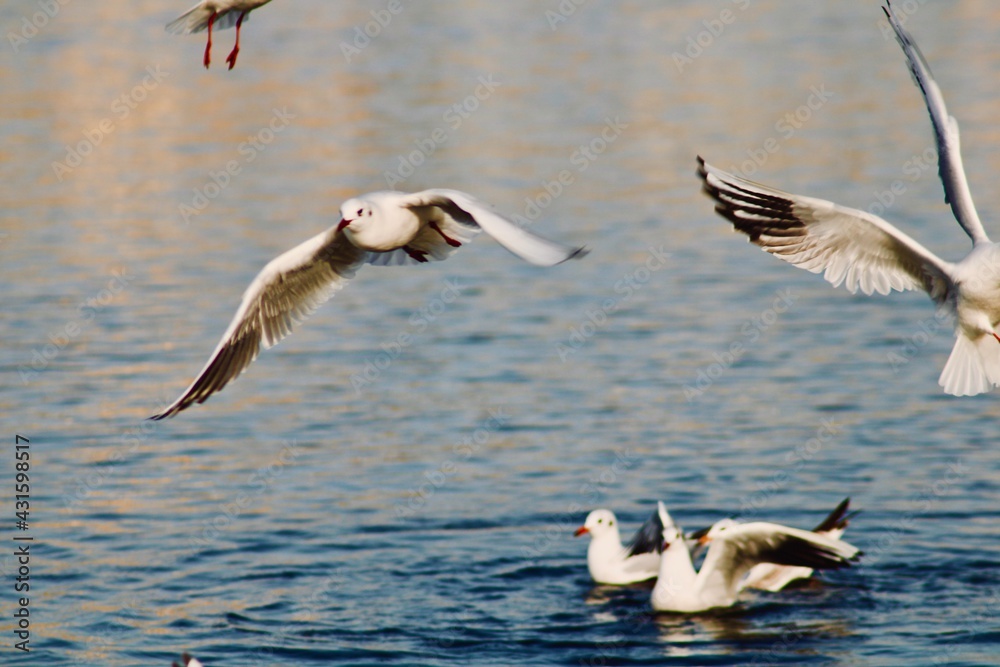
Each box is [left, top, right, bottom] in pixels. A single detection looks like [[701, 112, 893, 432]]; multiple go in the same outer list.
[[699, 1, 1000, 397], [651, 516, 860, 614], [151, 189, 586, 419]]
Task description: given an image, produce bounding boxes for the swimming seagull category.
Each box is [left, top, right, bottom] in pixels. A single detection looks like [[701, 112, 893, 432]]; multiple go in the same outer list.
[[692, 498, 857, 592], [574, 503, 672, 585], [698, 1, 1000, 397], [172, 654, 204, 667], [166, 1, 274, 70], [651, 510, 861, 613], [150, 189, 587, 419]]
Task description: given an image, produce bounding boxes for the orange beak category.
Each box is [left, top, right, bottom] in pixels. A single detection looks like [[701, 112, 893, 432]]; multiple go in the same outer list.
[[697, 535, 711, 546], [573, 526, 588, 537]]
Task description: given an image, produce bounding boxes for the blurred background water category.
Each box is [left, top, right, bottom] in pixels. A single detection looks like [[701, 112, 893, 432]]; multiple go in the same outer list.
[[1, 0, 999, 664]]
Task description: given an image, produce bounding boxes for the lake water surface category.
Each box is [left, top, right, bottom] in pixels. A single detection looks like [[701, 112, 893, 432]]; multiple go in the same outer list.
[[2, 1, 1000, 665]]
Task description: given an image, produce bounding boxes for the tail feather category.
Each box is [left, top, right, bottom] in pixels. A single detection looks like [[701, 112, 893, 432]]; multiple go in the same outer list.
[[166, 4, 247, 34], [939, 333, 1000, 396]]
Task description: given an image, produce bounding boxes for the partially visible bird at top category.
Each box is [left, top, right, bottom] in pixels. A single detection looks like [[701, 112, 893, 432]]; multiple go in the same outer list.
[[166, 1, 274, 70]]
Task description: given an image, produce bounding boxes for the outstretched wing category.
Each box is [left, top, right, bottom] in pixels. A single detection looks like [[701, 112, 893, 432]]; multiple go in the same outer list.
[[401, 189, 588, 266], [883, 2, 988, 245], [697, 522, 860, 602], [698, 157, 955, 305], [151, 227, 366, 419]]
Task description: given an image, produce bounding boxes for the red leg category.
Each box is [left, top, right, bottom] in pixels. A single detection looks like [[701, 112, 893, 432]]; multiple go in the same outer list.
[[404, 246, 429, 263], [429, 221, 462, 248], [203, 11, 217, 69], [993, 332, 1000, 344], [225, 12, 246, 70]]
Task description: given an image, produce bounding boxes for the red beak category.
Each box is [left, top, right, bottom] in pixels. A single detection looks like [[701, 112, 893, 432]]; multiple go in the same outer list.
[[337, 218, 350, 233], [573, 526, 588, 537]]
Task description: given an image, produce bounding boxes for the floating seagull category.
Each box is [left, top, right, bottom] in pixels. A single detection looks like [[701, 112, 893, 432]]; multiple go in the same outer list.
[[574, 504, 671, 585], [173, 654, 204, 667], [698, 1, 1000, 397], [587, 498, 856, 590], [651, 508, 860, 613], [151, 189, 587, 419], [166, 0, 274, 70], [693, 498, 857, 593]]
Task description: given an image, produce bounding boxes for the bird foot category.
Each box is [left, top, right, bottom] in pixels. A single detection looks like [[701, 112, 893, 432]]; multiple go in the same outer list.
[[225, 44, 239, 70], [404, 246, 429, 263], [430, 221, 462, 248]]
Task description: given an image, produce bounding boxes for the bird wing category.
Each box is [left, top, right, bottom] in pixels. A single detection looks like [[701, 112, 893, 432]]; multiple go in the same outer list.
[[400, 189, 588, 266], [151, 227, 367, 419], [699, 157, 956, 305], [166, 2, 251, 34], [624, 504, 667, 558], [696, 521, 860, 602], [812, 497, 859, 539], [883, 2, 988, 245]]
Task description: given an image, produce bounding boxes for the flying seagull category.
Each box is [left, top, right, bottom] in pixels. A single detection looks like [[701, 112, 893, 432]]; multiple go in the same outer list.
[[166, 1, 274, 70], [699, 1, 1000, 396], [151, 189, 587, 419]]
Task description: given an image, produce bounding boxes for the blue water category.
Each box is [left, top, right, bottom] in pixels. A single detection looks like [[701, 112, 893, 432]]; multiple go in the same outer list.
[[2, 1, 1000, 664]]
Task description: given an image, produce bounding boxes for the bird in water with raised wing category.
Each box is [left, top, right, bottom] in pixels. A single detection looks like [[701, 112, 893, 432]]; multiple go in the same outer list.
[[166, 0, 274, 70], [691, 498, 858, 593], [698, 1, 1000, 397], [651, 508, 860, 613], [150, 189, 587, 419]]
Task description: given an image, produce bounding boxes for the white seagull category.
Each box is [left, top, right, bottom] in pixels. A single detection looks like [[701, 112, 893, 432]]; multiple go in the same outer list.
[[698, 1, 1000, 397], [693, 498, 857, 593], [574, 504, 670, 585], [651, 509, 860, 613], [173, 654, 204, 667], [151, 189, 587, 419], [166, 0, 274, 70]]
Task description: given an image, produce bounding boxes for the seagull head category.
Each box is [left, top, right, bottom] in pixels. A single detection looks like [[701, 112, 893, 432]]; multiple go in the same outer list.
[[661, 524, 682, 550], [697, 517, 740, 545], [574, 509, 617, 538], [337, 198, 374, 234]]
